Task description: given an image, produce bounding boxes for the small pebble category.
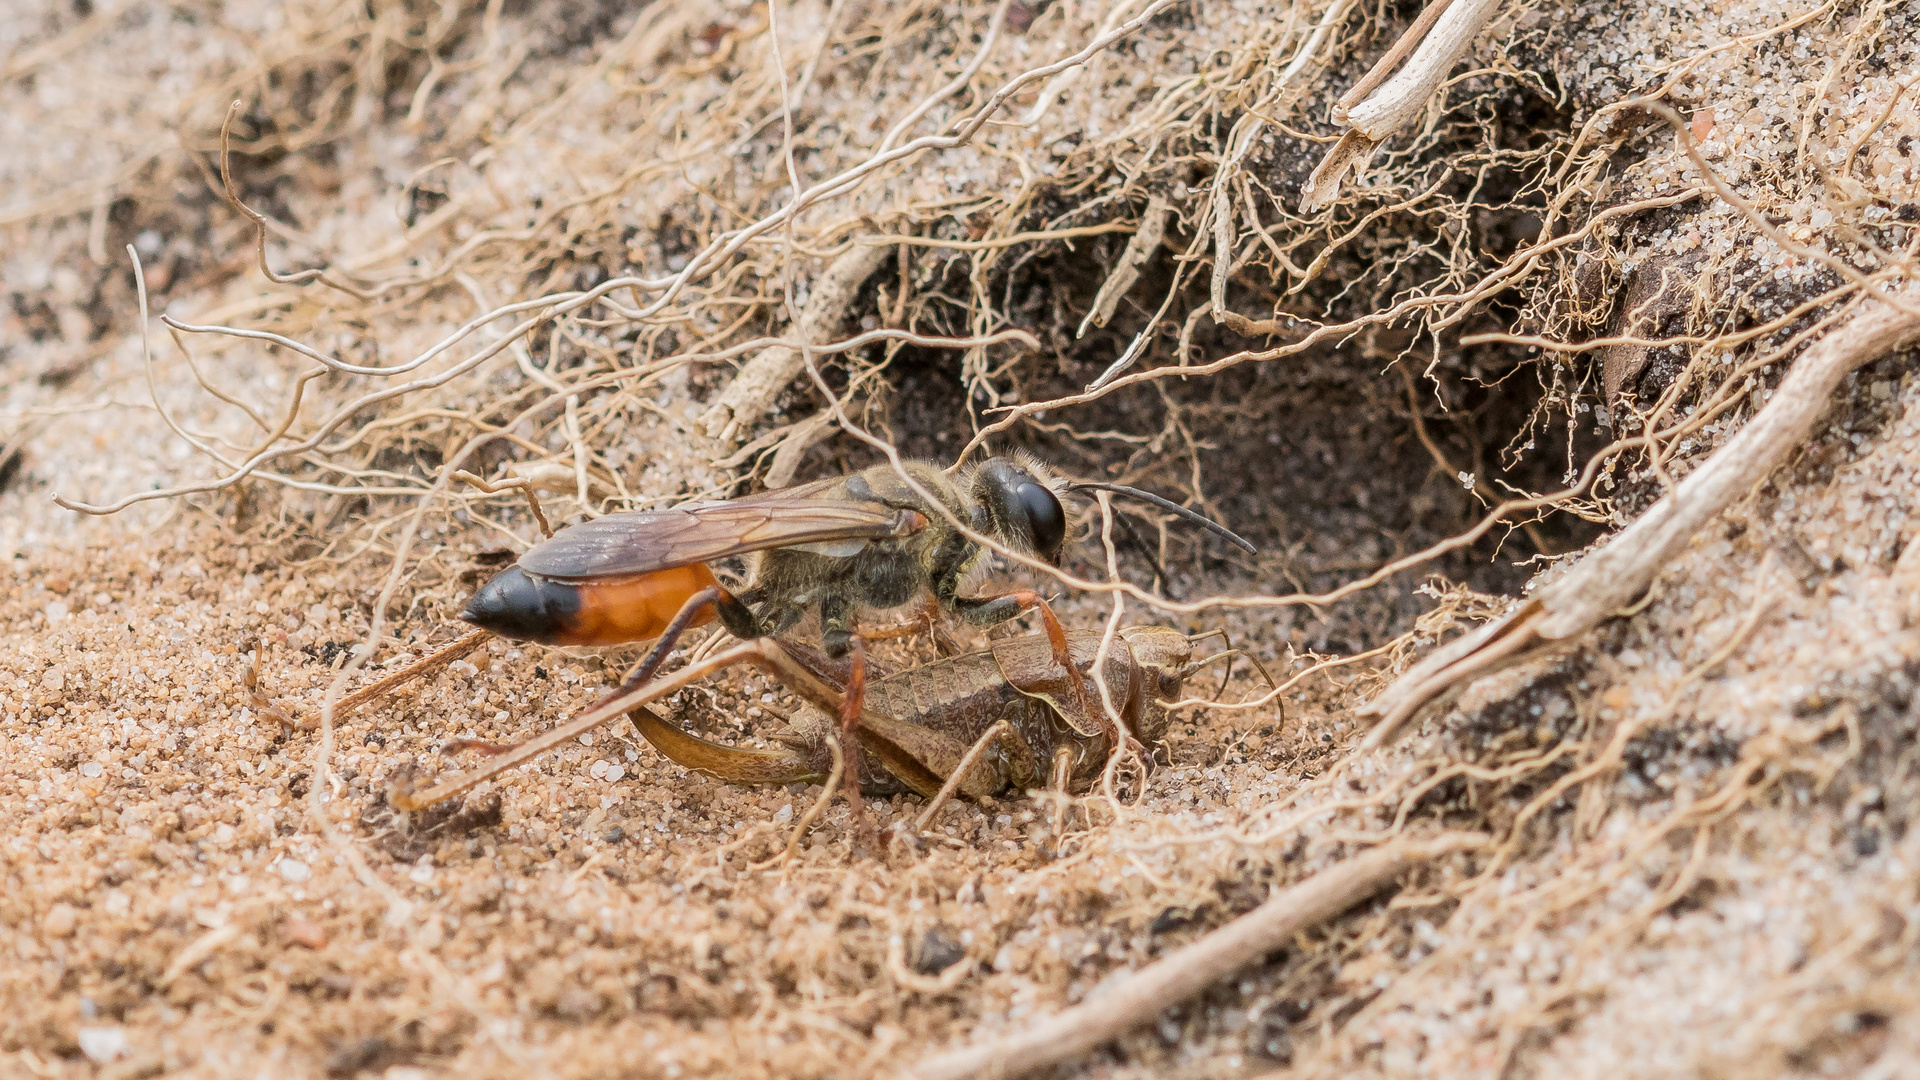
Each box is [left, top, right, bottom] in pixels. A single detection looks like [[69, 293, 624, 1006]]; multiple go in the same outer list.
[[275, 858, 313, 883], [42, 903, 78, 938], [285, 917, 329, 950], [77, 1026, 129, 1063]]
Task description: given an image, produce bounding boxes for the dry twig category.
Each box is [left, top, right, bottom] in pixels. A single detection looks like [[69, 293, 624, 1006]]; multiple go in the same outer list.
[[906, 833, 1486, 1080], [1301, 0, 1505, 210], [695, 243, 892, 444]]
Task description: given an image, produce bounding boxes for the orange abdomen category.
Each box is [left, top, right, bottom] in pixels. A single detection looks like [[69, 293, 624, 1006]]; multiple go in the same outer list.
[[461, 563, 720, 646], [562, 563, 720, 645]]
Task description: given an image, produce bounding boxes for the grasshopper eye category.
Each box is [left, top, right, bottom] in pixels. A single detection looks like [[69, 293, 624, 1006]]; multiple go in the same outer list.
[[1017, 481, 1065, 560]]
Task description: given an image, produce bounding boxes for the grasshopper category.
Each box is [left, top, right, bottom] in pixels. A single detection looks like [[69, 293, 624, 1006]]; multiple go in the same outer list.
[[392, 626, 1243, 836]]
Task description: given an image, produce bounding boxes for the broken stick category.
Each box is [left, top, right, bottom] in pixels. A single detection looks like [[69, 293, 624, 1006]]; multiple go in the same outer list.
[[1300, 0, 1505, 212], [695, 243, 891, 445], [906, 833, 1485, 1080]]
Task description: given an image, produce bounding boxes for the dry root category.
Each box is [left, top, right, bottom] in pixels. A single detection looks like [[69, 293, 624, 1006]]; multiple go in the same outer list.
[[1362, 297, 1920, 748]]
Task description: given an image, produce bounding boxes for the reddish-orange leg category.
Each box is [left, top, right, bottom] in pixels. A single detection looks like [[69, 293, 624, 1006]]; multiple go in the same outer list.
[[837, 634, 880, 849], [394, 635, 853, 813], [331, 628, 490, 722], [1000, 590, 1110, 740], [856, 595, 960, 656]]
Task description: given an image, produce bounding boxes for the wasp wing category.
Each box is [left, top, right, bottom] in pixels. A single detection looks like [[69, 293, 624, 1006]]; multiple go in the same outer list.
[[516, 494, 923, 582]]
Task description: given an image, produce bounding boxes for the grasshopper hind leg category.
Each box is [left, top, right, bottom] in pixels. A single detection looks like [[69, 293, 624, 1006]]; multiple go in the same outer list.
[[907, 720, 1011, 835], [626, 706, 823, 785]]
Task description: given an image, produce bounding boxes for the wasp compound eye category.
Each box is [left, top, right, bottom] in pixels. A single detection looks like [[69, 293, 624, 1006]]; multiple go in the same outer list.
[[1017, 481, 1066, 561]]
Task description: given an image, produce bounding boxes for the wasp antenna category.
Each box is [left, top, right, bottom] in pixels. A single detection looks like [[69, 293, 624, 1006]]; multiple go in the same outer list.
[[1070, 483, 1258, 554]]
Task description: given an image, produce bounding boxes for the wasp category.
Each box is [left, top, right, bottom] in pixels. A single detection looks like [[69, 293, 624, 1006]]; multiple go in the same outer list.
[[456, 455, 1249, 780], [458, 455, 1078, 657], [458, 454, 1258, 657], [392, 624, 1251, 842], [353, 455, 1251, 829]]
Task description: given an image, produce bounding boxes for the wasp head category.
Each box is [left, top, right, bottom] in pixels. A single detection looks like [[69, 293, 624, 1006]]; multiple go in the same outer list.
[[970, 452, 1071, 564]]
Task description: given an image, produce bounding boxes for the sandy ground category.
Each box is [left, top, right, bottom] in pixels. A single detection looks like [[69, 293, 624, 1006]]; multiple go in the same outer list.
[[6, 0, 1920, 1077]]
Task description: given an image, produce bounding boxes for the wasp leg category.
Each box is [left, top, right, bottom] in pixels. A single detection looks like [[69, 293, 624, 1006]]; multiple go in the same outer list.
[[395, 638, 803, 812], [627, 706, 824, 785], [956, 590, 1109, 748], [743, 613, 878, 847], [836, 633, 879, 850], [625, 585, 747, 693], [947, 590, 1027, 627], [715, 586, 772, 640], [415, 591, 735, 763], [531, 585, 750, 765], [857, 620, 928, 643], [819, 594, 857, 658], [818, 594, 876, 835], [859, 595, 961, 656], [441, 736, 517, 756], [726, 586, 797, 632]]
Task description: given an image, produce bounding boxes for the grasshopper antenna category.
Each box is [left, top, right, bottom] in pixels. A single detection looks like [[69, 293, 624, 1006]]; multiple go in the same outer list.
[[1069, 483, 1257, 554], [1180, 629, 1279, 702]]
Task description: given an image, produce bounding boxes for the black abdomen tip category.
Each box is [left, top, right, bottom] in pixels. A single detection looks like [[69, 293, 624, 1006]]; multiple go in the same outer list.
[[461, 565, 581, 644]]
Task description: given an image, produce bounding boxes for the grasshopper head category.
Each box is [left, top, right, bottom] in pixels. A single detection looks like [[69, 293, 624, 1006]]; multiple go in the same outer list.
[[1118, 625, 1194, 745]]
